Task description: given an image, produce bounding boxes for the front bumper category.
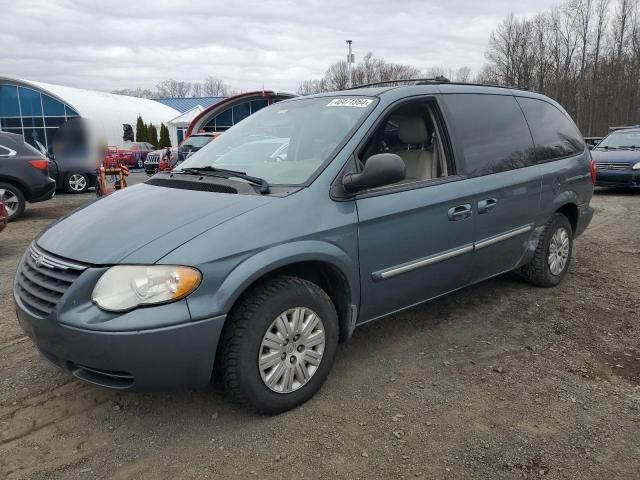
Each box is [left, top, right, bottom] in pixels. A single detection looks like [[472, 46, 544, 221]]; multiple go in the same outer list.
[[595, 170, 640, 188], [14, 274, 226, 391]]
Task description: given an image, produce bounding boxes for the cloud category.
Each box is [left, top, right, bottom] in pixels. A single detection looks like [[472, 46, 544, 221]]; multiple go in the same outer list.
[[0, 0, 561, 93]]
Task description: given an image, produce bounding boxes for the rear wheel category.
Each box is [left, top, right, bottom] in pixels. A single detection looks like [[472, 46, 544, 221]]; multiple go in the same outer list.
[[220, 276, 338, 414], [518, 213, 573, 287], [64, 173, 89, 194], [0, 182, 25, 222]]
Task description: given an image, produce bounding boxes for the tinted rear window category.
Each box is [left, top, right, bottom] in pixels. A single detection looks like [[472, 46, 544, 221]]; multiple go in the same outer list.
[[442, 94, 535, 177], [516, 97, 584, 161]]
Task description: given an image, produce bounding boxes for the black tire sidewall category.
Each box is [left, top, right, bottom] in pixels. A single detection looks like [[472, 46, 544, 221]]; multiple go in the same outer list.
[[541, 215, 573, 286], [64, 173, 88, 194], [228, 279, 338, 414], [0, 182, 25, 222]]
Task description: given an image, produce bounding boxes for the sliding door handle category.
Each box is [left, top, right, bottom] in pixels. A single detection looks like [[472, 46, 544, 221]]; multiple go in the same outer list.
[[478, 198, 497, 214], [448, 204, 472, 221]]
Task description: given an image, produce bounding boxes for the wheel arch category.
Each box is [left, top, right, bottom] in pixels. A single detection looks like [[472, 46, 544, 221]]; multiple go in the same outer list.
[[215, 242, 359, 343], [0, 175, 28, 195]]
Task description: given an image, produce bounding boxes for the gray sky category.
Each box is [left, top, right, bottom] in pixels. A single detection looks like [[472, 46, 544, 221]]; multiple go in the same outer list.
[[0, 0, 561, 94]]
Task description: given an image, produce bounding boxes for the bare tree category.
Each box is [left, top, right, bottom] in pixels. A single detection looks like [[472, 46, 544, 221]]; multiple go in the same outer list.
[[111, 87, 154, 98], [483, 0, 640, 136], [155, 79, 193, 98], [299, 53, 421, 94], [200, 77, 231, 96]]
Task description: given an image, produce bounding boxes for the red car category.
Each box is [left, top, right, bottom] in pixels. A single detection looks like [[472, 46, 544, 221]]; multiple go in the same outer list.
[[103, 142, 156, 169], [0, 201, 7, 233]]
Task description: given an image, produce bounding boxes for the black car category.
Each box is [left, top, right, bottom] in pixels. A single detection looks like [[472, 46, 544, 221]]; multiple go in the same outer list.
[[178, 132, 220, 162], [46, 149, 98, 194], [591, 127, 640, 188], [0, 132, 56, 221]]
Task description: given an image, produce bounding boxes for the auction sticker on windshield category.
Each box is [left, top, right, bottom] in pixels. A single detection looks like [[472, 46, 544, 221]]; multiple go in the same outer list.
[[327, 98, 374, 108]]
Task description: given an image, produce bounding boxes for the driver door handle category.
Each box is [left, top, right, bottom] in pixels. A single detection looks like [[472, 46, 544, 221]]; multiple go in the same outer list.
[[477, 198, 497, 214], [448, 204, 472, 221]]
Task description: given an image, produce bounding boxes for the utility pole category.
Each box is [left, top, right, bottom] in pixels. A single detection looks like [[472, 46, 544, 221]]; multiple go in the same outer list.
[[346, 40, 354, 88]]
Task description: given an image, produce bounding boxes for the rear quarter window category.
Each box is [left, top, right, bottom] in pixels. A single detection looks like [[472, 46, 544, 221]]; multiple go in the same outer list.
[[515, 97, 584, 162], [441, 94, 535, 177]]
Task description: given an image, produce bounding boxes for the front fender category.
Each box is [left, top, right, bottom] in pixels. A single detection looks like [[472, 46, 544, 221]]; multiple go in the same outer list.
[[185, 240, 360, 321]]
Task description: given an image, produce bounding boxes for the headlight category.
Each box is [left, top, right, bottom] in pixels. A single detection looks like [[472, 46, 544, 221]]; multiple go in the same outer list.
[[92, 265, 201, 312], [633, 161, 640, 170]]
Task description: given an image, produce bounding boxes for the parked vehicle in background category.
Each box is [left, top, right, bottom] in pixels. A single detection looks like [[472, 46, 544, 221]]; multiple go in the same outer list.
[[145, 147, 178, 175], [35, 140, 97, 194], [0, 132, 55, 221], [15, 82, 594, 414], [0, 201, 7, 232], [591, 127, 640, 188], [178, 132, 220, 162], [104, 142, 155, 169]]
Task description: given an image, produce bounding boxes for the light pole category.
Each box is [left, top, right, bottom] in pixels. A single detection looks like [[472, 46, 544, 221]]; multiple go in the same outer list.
[[346, 40, 354, 88]]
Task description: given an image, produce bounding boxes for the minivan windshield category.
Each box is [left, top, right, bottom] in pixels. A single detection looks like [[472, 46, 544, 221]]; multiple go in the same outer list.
[[175, 96, 377, 185], [597, 130, 640, 149]]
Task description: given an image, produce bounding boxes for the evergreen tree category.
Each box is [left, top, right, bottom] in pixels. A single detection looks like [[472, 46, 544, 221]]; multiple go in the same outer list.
[[135, 115, 147, 142], [147, 123, 159, 147], [158, 123, 171, 148]]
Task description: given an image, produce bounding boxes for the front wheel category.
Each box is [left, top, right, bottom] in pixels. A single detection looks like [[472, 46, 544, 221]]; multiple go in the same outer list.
[[136, 156, 144, 169], [220, 276, 338, 414], [517, 213, 573, 287]]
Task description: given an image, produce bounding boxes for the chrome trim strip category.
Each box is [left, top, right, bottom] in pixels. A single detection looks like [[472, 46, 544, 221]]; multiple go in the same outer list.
[[0, 144, 17, 157], [372, 224, 534, 281], [474, 224, 533, 250], [374, 243, 474, 280], [30, 244, 87, 271]]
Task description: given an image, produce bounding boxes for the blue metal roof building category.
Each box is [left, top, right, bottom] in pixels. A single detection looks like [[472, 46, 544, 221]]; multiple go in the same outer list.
[[152, 97, 225, 114]]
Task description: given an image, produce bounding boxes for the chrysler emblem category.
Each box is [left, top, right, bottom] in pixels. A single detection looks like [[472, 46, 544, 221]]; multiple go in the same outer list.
[[35, 255, 46, 268]]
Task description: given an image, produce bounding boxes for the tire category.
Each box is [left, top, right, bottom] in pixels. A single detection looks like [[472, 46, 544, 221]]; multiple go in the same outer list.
[[136, 156, 144, 169], [518, 213, 573, 287], [64, 173, 89, 194], [0, 182, 26, 222], [220, 276, 339, 414]]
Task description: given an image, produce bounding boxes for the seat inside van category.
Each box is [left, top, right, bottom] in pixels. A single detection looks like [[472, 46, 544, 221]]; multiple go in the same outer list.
[[359, 102, 448, 184]]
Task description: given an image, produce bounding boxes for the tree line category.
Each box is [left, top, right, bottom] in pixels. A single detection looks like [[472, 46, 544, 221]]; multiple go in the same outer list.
[[112, 77, 233, 99], [297, 52, 473, 95], [482, 0, 640, 136], [134, 115, 171, 147]]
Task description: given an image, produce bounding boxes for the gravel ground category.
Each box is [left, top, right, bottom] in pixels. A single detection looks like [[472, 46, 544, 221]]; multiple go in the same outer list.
[[0, 184, 638, 479]]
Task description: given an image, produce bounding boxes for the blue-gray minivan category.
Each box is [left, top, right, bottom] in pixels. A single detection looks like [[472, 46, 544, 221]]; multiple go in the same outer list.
[[14, 82, 595, 413]]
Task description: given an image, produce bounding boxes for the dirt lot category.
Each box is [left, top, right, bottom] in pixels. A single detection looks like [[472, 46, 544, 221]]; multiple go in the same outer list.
[[0, 187, 638, 480]]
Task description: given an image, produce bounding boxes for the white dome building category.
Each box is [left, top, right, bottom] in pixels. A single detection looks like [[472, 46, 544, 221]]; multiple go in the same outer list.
[[0, 76, 179, 153]]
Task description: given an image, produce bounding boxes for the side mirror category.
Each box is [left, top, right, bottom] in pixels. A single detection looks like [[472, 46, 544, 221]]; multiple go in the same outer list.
[[342, 153, 406, 193]]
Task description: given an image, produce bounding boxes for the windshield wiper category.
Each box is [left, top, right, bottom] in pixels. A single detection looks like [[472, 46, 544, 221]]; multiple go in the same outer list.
[[596, 146, 617, 150], [617, 145, 638, 150], [176, 166, 270, 193]]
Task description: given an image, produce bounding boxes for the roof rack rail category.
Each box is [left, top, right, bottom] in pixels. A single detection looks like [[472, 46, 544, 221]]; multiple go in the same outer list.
[[346, 78, 447, 90], [347, 78, 529, 91]]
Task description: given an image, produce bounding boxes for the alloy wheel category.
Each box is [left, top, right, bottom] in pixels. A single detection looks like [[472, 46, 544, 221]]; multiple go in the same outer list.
[[68, 174, 87, 192], [0, 188, 19, 217], [258, 307, 326, 394], [548, 227, 570, 276]]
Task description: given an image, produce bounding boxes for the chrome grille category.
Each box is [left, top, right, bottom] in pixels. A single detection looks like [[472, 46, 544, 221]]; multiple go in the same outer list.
[[145, 153, 160, 164], [15, 244, 86, 318], [595, 162, 631, 170]]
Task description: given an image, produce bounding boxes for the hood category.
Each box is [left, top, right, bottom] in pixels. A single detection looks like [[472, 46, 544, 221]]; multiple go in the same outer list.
[[591, 149, 640, 164], [37, 183, 273, 264]]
